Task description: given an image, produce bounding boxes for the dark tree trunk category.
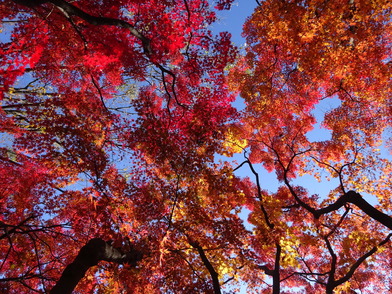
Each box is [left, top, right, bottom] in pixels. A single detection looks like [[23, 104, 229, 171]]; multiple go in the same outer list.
[[50, 238, 142, 294], [272, 244, 281, 294]]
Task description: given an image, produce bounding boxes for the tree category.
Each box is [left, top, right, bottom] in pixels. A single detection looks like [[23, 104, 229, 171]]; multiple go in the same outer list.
[[228, 0, 392, 292], [0, 0, 391, 293]]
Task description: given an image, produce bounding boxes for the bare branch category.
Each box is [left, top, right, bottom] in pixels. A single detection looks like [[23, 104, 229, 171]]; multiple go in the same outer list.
[[243, 156, 275, 229]]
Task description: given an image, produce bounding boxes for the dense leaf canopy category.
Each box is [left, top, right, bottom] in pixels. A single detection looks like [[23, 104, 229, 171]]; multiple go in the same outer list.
[[1, 0, 391, 293]]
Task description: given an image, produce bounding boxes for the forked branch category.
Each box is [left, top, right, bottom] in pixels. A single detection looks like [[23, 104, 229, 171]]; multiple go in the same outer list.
[[50, 238, 143, 294], [280, 153, 392, 229]]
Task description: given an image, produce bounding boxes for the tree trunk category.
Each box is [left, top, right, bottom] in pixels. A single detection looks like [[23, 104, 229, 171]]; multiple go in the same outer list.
[[50, 238, 142, 294]]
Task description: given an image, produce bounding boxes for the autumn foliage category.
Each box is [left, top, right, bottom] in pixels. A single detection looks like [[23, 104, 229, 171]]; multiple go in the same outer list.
[[1, 0, 391, 293]]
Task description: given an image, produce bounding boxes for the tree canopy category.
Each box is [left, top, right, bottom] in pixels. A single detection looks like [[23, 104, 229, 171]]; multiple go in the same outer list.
[[1, 0, 391, 293]]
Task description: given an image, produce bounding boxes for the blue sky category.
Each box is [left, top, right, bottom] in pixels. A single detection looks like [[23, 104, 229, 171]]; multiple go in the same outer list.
[[212, 1, 257, 45]]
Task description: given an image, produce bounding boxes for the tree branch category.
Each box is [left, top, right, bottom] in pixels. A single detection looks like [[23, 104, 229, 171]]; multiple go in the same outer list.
[[324, 236, 337, 294], [189, 239, 222, 294], [333, 233, 392, 288], [0, 215, 37, 240], [283, 167, 392, 230], [244, 158, 274, 229], [13, 0, 152, 55], [272, 243, 281, 294], [313, 191, 392, 230], [258, 264, 274, 276], [50, 238, 143, 294]]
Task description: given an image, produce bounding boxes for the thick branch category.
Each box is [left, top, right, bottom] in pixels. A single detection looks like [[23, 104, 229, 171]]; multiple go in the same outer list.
[[13, 0, 152, 55], [50, 238, 142, 294], [258, 264, 274, 276], [346, 192, 392, 230], [333, 233, 391, 287], [272, 243, 281, 294], [189, 240, 221, 294], [324, 236, 337, 294], [285, 181, 392, 230], [324, 233, 392, 292], [315, 191, 392, 230], [281, 151, 391, 229]]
